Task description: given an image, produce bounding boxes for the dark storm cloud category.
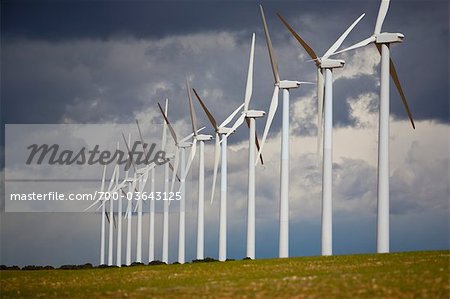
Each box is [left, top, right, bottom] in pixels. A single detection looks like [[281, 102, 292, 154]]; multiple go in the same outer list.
[[2, 0, 447, 131]]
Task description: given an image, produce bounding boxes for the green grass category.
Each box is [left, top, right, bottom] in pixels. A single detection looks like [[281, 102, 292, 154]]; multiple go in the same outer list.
[[1, 250, 449, 298]]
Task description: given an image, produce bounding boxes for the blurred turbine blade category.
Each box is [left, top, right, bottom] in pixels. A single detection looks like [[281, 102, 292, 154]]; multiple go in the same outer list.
[[277, 13, 319, 64], [256, 86, 279, 165], [260, 5, 280, 83], [225, 113, 245, 139], [332, 36, 376, 56], [323, 13, 365, 59], [374, 0, 390, 34], [193, 88, 218, 130], [317, 69, 325, 161], [244, 33, 255, 111], [220, 103, 244, 128], [186, 78, 199, 135], [210, 133, 221, 204], [247, 118, 265, 165], [170, 148, 180, 192]]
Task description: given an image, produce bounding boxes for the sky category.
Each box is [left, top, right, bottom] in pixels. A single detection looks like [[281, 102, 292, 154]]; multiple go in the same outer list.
[[1, 0, 449, 266]]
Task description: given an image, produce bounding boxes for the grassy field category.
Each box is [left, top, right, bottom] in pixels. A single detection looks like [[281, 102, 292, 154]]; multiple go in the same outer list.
[[1, 250, 449, 298]]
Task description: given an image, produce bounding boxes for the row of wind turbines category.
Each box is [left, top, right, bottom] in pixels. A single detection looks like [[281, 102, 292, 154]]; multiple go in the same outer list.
[[88, 0, 414, 265]]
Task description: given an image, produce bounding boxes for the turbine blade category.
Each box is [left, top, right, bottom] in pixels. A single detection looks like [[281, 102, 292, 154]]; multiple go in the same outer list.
[[225, 114, 246, 139], [107, 165, 119, 192], [161, 99, 168, 150], [375, 45, 415, 129], [122, 133, 136, 172], [246, 118, 264, 165], [157, 102, 178, 144], [260, 5, 280, 83], [100, 164, 107, 192], [170, 148, 180, 192], [244, 33, 255, 111], [180, 127, 205, 143], [186, 79, 199, 135], [168, 161, 180, 182], [210, 133, 221, 204], [193, 88, 218, 130], [182, 138, 197, 185], [374, 0, 390, 35], [256, 86, 279, 165], [277, 13, 319, 63], [322, 13, 366, 59], [219, 103, 244, 128], [332, 36, 376, 56], [389, 58, 415, 129], [136, 119, 150, 158], [317, 69, 325, 160]]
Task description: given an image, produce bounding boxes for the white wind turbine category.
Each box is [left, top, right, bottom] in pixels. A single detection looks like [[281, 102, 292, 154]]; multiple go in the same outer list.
[[221, 33, 265, 260], [98, 165, 107, 265], [156, 99, 180, 263], [121, 135, 138, 266], [257, 5, 313, 258], [115, 134, 132, 267], [157, 102, 204, 264], [192, 90, 245, 261], [107, 142, 122, 266], [332, 0, 415, 253], [135, 120, 157, 263], [277, 12, 365, 256], [159, 99, 171, 264], [124, 127, 159, 264], [182, 79, 213, 260]]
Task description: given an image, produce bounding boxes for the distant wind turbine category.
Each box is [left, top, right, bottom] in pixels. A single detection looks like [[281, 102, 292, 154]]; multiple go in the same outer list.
[[224, 33, 265, 260]]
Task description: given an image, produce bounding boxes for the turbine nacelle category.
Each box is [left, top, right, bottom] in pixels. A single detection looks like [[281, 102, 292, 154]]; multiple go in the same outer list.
[[376, 32, 404, 44], [196, 134, 213, 141], [245, 110, 265, 118], [320, 58, 345, 69], [217, 127, 234, 135], [178, 141, 192, 148], [277, 80, 301, 89]]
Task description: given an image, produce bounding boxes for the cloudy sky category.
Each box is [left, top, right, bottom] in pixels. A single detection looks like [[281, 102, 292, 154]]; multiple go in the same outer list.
[[1, 0, 449, 266]]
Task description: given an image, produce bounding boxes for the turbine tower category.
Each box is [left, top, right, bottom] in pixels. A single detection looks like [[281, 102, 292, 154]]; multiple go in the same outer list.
[[277, 12, 365, 256], [332, 0, 415, 253], [258, 5, 313, 258]]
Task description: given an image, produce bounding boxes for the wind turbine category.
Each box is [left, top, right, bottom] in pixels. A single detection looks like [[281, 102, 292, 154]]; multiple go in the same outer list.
[[99, 165, 106, 265], [257, 5, 313, 258], [184, 79, 213, 260], [107, 142, 122, 266], [217, 33, 265, 260], [135, 120, 157, 263], [192, 90, 244, 262], [121, 133, 142, 266], [157, 99, 171, 263], [277, 12, 365, 256], [192, 89, 246, 261], [157, 103, 204, 264], [332, 0, 415, 253]]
